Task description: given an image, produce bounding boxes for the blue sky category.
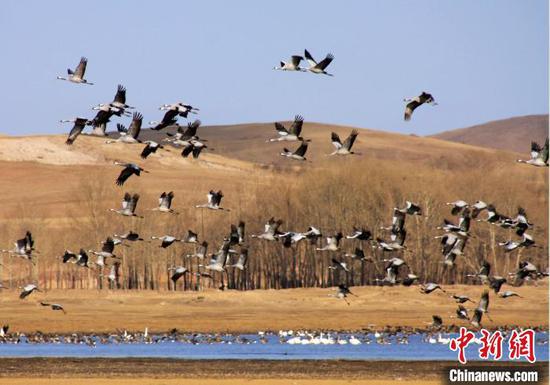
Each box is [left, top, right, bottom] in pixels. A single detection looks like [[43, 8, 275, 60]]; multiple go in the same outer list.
[[0, 0, 547, 136]]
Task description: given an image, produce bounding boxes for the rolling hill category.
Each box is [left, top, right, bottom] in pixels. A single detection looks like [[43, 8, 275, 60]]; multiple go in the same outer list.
[[0, 120, 544, 223], [137, 120, 514, 167], [431, 114, 548, 153]]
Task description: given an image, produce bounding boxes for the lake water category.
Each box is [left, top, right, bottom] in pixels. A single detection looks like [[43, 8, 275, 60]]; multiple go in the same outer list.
[[0, 332, 547, 361]]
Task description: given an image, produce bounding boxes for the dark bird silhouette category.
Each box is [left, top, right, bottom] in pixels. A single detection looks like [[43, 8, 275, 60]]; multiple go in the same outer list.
[[114, 162, 148, 186], [141, 141, 164, 159], [62, 117, 90, 145], [19, 284, 41, 299], [40, 302, 66, 314]]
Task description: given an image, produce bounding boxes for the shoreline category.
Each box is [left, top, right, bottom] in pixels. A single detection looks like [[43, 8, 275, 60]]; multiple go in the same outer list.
[[0, 325, 548, 338], [0, 358, 546, 379]]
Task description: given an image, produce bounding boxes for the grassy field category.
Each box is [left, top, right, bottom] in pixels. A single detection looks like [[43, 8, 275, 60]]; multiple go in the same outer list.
[[1, 284, 547, 333]]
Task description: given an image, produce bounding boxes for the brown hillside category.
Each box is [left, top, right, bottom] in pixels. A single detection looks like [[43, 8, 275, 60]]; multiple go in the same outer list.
[[430, 114, 548, 153], [140, 121, 512, 167]]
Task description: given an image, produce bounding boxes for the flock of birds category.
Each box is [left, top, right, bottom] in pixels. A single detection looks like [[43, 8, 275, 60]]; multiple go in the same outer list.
[[0, 327, 547, 348], [56, 53, 444, 163], [0, 52, 547, 337], [2, 196, 547, 330]]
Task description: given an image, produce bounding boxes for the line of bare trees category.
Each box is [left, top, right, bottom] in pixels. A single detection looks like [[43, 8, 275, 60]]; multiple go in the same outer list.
[[0, 158, 547, 291]]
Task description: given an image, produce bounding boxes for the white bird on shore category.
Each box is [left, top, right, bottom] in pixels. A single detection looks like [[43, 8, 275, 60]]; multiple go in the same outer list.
[[349, 336, 361, 345], [437, 334, 450, 345]]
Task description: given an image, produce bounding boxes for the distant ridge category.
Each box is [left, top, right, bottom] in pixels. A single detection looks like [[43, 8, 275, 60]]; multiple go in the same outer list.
[[430, 114, 548, 153]]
